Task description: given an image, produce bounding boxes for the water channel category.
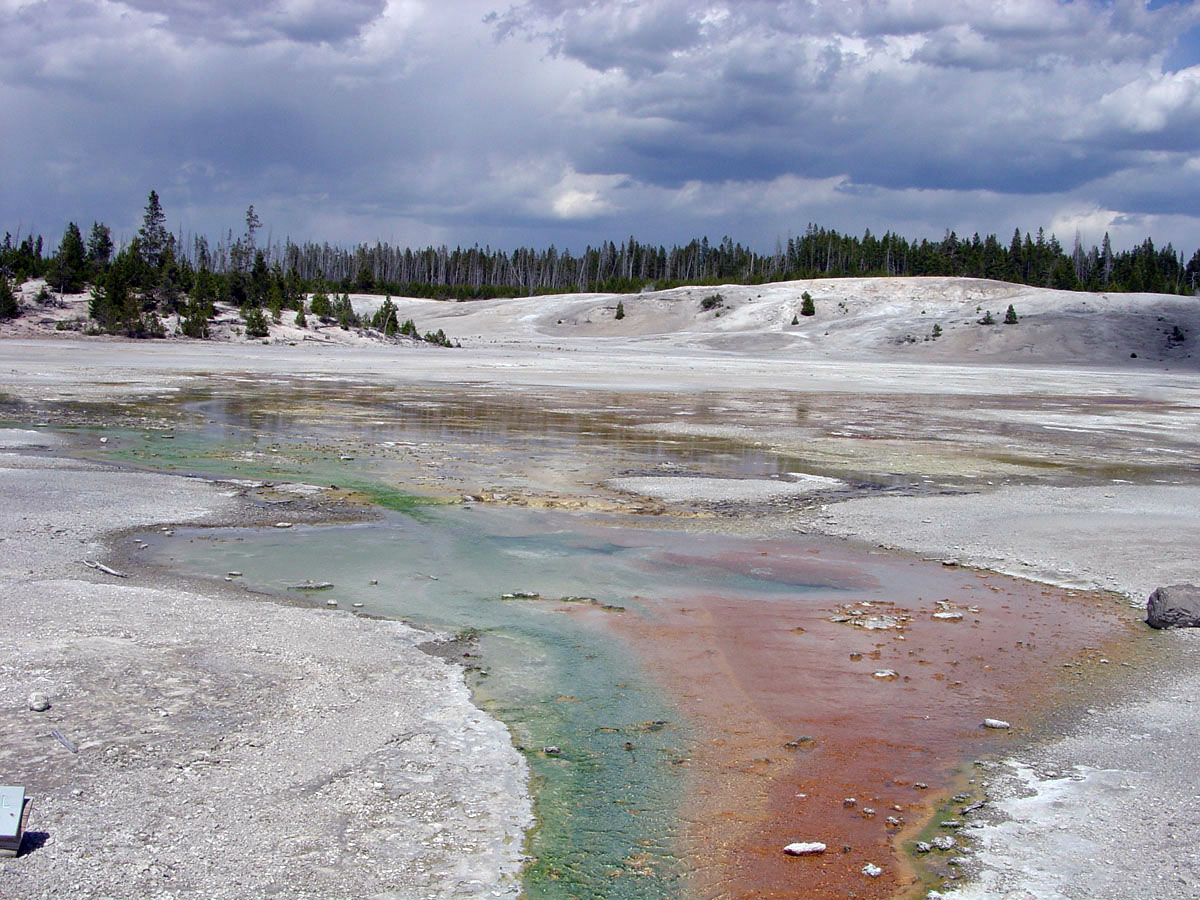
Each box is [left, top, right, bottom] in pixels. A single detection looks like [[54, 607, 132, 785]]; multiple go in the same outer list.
[[39, 381, 1136, 900]]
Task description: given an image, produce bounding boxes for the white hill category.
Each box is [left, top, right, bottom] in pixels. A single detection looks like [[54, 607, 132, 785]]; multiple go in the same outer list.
[[5, 276, 1197, 367]]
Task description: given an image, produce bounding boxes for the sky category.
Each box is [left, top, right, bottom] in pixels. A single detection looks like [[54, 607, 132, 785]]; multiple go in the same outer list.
[[3, 0, 1200, 258]]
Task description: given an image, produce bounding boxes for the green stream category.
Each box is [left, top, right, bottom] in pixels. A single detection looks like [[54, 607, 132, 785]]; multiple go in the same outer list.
[[146, 508, 699, 898], [15, 386, 863, 899]]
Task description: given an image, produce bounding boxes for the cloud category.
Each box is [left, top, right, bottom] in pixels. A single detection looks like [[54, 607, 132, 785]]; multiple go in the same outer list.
[[3, 0, 1200, 258]]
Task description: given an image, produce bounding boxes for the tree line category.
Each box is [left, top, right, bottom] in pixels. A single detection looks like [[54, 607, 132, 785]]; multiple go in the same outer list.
[[2, 191, 1198, 334]]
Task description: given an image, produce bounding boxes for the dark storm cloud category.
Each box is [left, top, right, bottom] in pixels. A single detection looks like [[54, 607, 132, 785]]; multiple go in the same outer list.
[[496, 0, 1200, 196], [118, 0, 389, 45], [3, 0, 1200, 256]]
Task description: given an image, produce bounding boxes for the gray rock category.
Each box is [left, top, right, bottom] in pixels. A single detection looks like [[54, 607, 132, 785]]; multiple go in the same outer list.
[[861, 862, 883, 877], [1145, 584, 1200, 629], [28, 691, 50, 711]]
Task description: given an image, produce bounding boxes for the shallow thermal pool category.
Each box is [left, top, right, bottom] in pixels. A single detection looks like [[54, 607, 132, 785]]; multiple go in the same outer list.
[[140, 500, 1131, 900]]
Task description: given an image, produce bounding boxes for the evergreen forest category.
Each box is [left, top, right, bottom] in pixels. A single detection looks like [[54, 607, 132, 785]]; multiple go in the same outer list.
[[2, 191, 1198, 336]]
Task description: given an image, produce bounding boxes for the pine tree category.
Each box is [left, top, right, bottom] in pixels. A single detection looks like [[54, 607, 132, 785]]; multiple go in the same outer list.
[[800, 291, 815, 316], [243, 304, 270, 338], [1004, 304, 1019, 324], [87, 222, 113, 274], [139, 190, 170, 269], [0, 277, 18, 320], [309, 288, 332, 319], [51, 222, 88, 293], [615, 300, 625, 319], [180, 297, 210, 338], [372, 297, 399, 335]]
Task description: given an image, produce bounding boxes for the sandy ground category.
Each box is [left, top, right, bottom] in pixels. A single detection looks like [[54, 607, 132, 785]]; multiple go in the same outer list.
[[2, 275, 1199, 899]]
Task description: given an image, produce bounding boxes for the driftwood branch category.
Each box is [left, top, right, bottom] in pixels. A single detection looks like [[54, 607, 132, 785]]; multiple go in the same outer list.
[[50, 728, 78, 753], [84, 559, 129, 578]]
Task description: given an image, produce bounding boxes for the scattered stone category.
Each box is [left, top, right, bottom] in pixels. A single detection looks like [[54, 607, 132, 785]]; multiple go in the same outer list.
[[948, 856, 970, 867], [915, 841, 932, 853], [227, 571, 242, 577], [932, 611, 964, 621], [931, 836, 957, 851], [274, 521, 294, 528], [861, 807, 875, 817], [543, 745, 561, 756], [783, 842, 827, 856], [913, 782, 929, 790], [940, 819, 963, 829], [28, 692, 50, 712], [941, 559, 960, 567], [1145, 584, 1200, 629], [843, 797, 857, 808], [325, 599, 338, 607], [861, 863, 883, 878], [872, 669, 899, 680], [784, 736, 816, 750], [982, 718, 1011, 730], [290, 581, 334, 591], [886, 816, 904, 827]]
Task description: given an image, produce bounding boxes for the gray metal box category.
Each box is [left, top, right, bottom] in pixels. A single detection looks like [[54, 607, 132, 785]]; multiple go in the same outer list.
[[0, 785, 27, 856]]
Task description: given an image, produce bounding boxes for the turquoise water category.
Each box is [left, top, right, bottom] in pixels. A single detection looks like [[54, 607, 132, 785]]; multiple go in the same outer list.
[[146, 504, 864, 899], [147, 506, 736, 898], [45, 383, 857, 898]]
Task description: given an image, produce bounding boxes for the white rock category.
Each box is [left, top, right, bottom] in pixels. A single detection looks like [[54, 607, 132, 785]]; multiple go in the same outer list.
[[932, 611, 964, 621], [862, 862, 883, 877], [983, 718, 1011, 729], [274, 522, 294, 528], [783, 842, 826, 856], [28, 691, 50, 711], [872, 669, 899, 680]]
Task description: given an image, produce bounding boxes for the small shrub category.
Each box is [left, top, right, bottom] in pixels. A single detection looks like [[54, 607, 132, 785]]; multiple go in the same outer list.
[[978, 310, 996, 325], [791, 314, 799, 326], [1169, 325, 1186, 344], [615, 300, 625, 320], [932, 324, 943, 339], [309, 289, 333, 319], [1003, 304, 1019, 325], [243, 305, 270, 338], [700, 293, 724, 311], [800, 291, 815, 316]]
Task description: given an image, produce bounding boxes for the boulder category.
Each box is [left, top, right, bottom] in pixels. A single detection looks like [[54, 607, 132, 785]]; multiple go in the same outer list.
[[1146, 584, 1200, 629]]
